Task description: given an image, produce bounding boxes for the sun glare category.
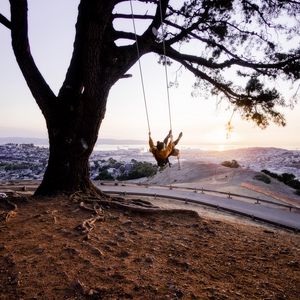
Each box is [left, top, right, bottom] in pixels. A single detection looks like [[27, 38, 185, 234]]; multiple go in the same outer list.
[[217, 145, 225, 151], [210, 129, 228, 144], [207, 127, 240, 151]]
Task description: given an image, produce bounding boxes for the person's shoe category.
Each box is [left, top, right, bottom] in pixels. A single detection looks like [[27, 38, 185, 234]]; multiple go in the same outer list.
[[179, 132, 183, 139], [159, 164, 168, 172]]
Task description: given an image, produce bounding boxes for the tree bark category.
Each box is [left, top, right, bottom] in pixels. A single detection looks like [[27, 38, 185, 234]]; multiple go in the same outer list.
[[35, 88, 109, 196], [35, 137, 94, 195]]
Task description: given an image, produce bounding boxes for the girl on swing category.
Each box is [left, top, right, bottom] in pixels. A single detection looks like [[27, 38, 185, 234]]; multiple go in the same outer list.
[[148, 130, 183, 169]]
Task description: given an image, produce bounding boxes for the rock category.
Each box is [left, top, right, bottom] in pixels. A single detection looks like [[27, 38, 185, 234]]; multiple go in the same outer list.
[[122, 219, 133, 226], [91, 248, 104, 256], [279, 248, 290, 254], [118, 250, 130, 258], [63, 247, 79, 256], [287, 260, 299, 267], [174, 289, 184, 298], [263, 229, 275, 234], [33, 247, 44, 254], [145, 255, 154, 264]]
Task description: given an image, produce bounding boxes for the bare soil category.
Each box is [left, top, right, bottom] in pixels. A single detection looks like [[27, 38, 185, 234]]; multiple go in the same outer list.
[[0, 193, 299, 300]]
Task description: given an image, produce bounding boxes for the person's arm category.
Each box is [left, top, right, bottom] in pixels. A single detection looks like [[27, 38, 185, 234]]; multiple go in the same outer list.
[[148, 132, 154, 150]]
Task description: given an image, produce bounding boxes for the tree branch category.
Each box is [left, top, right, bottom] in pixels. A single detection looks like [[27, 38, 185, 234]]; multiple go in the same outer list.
[[113, 13, 154, 20], [9, 0, 55, 115], [113, 0, 157, 4], [114, 30, 137, 41], [0, 13, 11, 29], [134, 0, 169, 54], [163, 4, 211, 46], [163, 20, 241, 58], [153, 44, 300, 74], [179, 60, 286, 128], [180, 61, 241, 101], [244, 0, 271, 26]]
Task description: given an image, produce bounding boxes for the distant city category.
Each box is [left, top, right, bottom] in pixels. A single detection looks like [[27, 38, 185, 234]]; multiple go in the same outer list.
[[0, 141, 300, 182]]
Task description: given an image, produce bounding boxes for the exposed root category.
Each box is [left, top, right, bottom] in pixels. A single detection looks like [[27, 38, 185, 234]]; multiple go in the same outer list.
[[74, 279, 101, 298], [83, 196, 162, 213], [75, 215, 104, 236], [72, 189, 199, 238], [46, 210, 59, 224], [70, 186, 110, 202], [75, 199, 105, 236], [0, 198, 18, 222], [79, 202, 102, 214], [70, 187, 162, 213], [0, 198, 17, 211]]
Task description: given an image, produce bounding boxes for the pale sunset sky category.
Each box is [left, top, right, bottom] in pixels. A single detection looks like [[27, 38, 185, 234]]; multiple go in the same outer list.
[[0, 1, 300, 150]]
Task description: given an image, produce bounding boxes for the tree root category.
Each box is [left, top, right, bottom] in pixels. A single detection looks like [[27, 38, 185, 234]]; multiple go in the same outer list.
[[74, 279, 101, 298], [70, 186, 110, 202], [72, 189, 199, 237], [75, 199, 105, 236], [79, 201, 102, 215], [0, 198, 18, 222], [75, 215, 104, 235]]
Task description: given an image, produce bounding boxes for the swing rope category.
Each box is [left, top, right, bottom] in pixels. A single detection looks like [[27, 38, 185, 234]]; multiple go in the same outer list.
[[157, 0, 178, 179], [158, 0, 172, 132], [130, 0, 173, 134], [129, 0, 151, 133]]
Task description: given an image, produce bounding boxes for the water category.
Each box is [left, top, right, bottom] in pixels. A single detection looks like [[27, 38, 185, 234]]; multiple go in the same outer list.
[[31, 142, 300, 152]]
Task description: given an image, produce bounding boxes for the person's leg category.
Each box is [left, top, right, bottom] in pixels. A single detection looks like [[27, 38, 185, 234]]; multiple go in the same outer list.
[[166, 157, 171, 167], [158, 159, 168, 171], [173, 132, 183, 146], [163, 130, 172, 145], [168, 148, 179, 157]]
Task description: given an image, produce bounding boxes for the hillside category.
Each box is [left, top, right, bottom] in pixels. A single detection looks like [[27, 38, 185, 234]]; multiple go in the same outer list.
[[134, 160, 300, 207], [0, 189, 299, 299]]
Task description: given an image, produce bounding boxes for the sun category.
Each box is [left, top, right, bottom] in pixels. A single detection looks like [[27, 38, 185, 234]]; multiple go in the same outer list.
[[210, 129, 228, 144], [207, 127, 240, 151], [217, 144, 225, 151]]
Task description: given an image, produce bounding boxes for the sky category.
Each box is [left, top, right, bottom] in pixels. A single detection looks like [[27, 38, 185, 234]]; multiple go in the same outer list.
[[0, 1, 300, 150]]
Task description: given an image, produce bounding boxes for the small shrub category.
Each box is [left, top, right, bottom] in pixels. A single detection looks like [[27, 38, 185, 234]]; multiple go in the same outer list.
[[118, 161, 157, 180], [221, 160, 240, 168], [94, 169, 114, 180], [261, 169, 300, 192], [281, 173, 296, 184], [262, 169, 279, 179], [254, 173, 271, 184], [288, 179, 300, 190]]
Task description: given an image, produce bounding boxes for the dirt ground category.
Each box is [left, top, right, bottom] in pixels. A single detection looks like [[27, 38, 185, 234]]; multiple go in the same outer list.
[[0, 193, 299, 300]]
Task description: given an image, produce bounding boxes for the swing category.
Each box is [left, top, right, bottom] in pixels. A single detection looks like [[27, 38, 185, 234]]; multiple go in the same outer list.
[[129, 0, 182, 170]]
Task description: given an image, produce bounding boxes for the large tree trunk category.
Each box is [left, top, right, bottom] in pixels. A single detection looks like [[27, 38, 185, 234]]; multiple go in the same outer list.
[[35, 88, 109, 196], [35, 135, 94, 196]]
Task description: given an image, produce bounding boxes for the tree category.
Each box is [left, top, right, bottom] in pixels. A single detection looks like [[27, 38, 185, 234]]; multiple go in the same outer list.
[[0, 0, 299, 195]]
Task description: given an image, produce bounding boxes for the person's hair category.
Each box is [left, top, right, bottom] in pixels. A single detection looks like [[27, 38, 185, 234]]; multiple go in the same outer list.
[[156, 141, 164, 151]]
